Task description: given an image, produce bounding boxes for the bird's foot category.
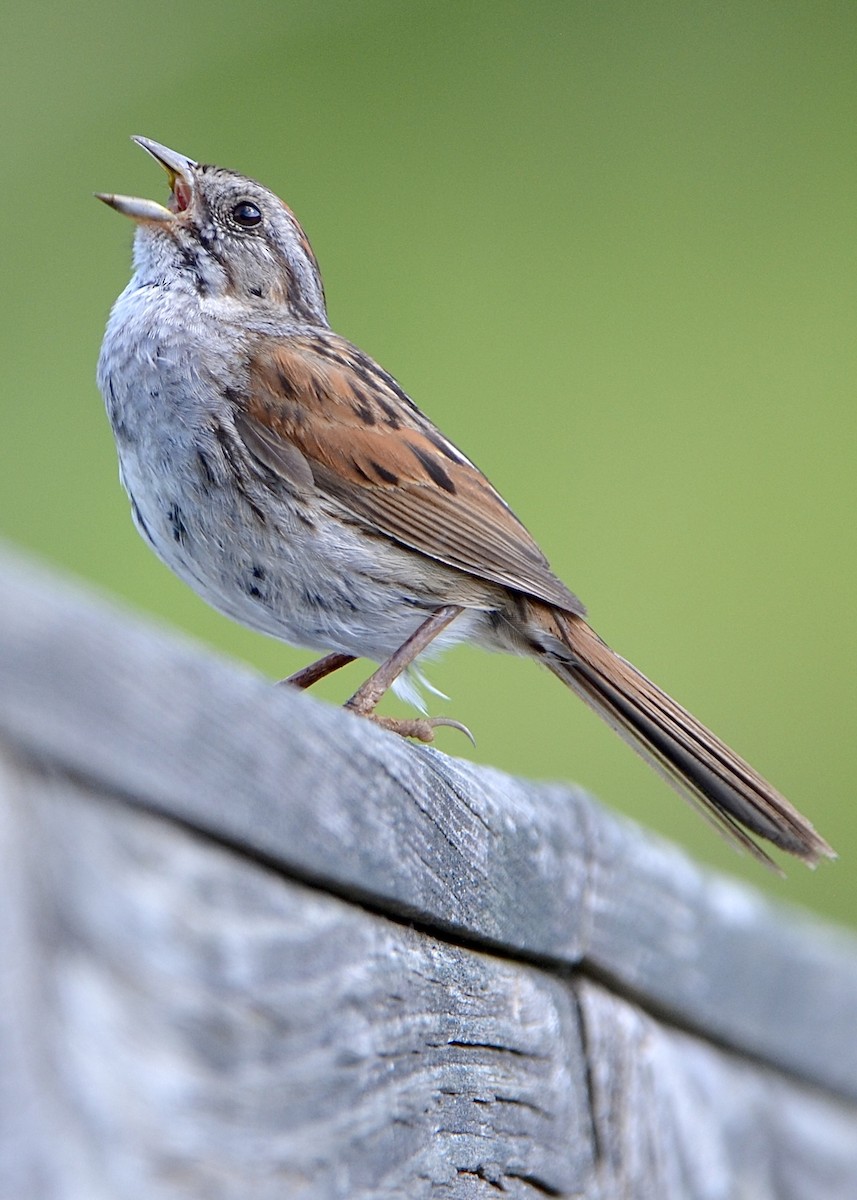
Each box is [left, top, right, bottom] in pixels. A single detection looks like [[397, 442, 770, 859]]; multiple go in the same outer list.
[[350, 709, 475, 746]]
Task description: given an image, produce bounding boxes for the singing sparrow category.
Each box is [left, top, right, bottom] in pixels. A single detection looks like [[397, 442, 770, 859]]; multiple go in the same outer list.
[[96, 137, 833, 870]]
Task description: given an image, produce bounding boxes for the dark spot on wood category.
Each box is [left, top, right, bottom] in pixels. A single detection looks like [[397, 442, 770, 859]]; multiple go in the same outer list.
[[504, 1173, 563, 1198], [247, 585, 262, 599], [369, 460, 399, 485], [408, 443, 456, 493], [252, 564, 266, 580], [248, 285, 263, 297]]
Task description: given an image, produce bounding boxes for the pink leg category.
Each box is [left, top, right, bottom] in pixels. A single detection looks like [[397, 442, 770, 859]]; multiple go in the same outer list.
[[345, 605, 474, 744], [282, 652, 356, 690]]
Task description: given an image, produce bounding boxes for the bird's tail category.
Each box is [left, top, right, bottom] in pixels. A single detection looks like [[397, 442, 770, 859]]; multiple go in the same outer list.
[[530, 606, 834, 870]]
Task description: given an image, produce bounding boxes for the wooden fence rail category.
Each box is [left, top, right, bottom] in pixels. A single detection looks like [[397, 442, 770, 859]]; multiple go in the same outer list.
[[1, 544, 856, 1199]]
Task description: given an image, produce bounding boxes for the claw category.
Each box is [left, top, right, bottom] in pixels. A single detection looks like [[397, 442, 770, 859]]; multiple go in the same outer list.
[[424, 715, 477, 747], [357, 712, 476, 746]]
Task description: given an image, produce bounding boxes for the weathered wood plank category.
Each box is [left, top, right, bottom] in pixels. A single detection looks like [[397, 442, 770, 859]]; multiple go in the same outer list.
[[3, 752, 856, 1199], [1, 545, 855, 1103], [0, 761, 591, 1199], [578, 976, 857, 1199]]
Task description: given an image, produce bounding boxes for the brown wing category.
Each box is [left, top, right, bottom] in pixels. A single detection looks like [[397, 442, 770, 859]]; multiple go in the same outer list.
[[236, 333, 584, 615]]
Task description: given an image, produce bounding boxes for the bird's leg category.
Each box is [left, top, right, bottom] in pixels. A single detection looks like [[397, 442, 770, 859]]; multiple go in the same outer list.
[[346, 604, 473, 744], [281, 652, 356, 689]]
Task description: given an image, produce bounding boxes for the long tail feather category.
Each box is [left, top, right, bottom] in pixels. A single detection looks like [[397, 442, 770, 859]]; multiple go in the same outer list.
[[537, 610, 834, 871]]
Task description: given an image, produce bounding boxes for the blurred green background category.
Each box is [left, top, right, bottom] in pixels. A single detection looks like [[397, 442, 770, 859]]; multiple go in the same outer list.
[[2, 1, 855, 924]]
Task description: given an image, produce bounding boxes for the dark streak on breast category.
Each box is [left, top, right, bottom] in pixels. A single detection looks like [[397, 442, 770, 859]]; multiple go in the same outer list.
[[196, 449, 217, 487], [104, 377, 129, 438], [180, 241, 210, 295], [213, 422, 268, 524], [166, 503, 188, 545], [301, 586, 357, 614], [240, 564, 268, 600], [300, 587, 333, 613], [129, 496, 156, 549]]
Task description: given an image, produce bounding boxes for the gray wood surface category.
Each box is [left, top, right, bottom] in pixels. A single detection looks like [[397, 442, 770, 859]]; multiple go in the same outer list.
[[1, 544, 857, 1198]]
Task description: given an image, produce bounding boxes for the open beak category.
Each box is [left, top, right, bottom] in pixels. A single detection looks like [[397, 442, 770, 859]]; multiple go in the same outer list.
[[96, 136, 197, 224]]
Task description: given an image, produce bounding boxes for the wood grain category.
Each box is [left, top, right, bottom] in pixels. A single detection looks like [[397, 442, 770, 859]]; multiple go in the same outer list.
[[1, 545, 857, 1197]]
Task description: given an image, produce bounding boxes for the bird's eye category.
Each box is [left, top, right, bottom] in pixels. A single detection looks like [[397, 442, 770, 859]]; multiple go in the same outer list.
[[232, 201, 262, 228]]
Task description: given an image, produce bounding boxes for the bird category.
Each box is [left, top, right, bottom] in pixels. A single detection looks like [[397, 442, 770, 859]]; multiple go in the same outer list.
[[96, 136, 834, 871]]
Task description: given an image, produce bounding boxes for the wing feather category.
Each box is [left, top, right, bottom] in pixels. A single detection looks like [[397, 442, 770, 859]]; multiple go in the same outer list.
[[236, 335, 584, 614]]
